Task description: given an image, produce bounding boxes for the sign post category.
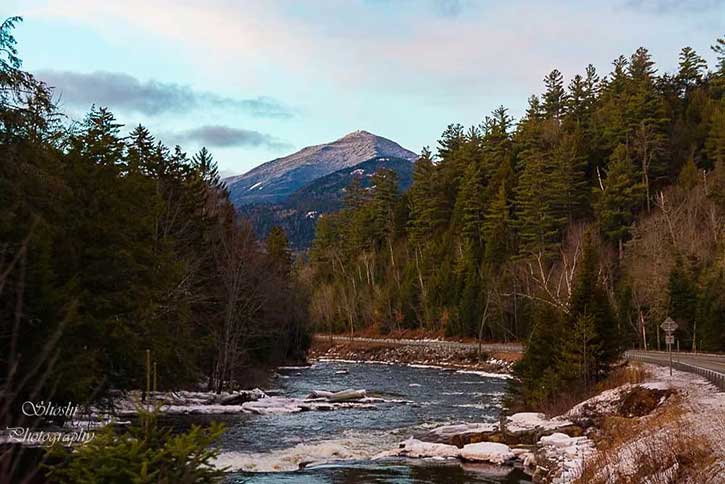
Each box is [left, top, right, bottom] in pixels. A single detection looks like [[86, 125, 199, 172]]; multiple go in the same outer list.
[[661, 318, 678, 376]]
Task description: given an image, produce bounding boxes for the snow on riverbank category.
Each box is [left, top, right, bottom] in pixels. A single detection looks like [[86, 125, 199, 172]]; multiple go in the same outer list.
[[371, 362, 725, 483], [106, 388, 406, 416], [574, 364, 725, 483]]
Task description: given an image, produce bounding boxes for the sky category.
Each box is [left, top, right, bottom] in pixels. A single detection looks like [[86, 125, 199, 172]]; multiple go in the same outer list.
[[3, 0, 724, 177]]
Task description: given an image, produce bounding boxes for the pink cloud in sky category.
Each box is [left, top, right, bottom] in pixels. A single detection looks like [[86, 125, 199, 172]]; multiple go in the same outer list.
[[24, 0, 724, 104]]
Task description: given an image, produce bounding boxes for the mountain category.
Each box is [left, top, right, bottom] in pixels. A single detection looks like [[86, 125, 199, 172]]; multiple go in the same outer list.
[[238, 156, 415, 249], [225, 130, 417, 206], [287, 156, 415, 211]]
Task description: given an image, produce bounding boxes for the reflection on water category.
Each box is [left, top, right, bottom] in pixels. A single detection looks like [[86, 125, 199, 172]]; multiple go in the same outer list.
[[228, 462, 532, 483]]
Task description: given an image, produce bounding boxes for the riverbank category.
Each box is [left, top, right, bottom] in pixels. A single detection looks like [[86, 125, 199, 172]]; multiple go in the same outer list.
[[366, 361, 724, 483], [310, 335, 520, 374]]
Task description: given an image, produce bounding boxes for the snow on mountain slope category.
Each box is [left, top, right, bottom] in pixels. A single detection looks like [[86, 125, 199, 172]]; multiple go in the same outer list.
[[224, 130, 417, 206]]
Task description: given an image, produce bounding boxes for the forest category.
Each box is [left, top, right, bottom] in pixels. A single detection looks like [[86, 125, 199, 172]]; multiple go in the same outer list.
[[2, 10, 724, 483], [307, 38, 725, 402], [0, 16, 309, 420]]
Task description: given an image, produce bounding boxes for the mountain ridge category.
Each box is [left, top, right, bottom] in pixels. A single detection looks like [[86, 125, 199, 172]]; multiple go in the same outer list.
[[224, 130, 417, 206]]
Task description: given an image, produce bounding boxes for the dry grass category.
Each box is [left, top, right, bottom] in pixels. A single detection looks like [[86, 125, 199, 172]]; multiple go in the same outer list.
[[535, 363, 652, 417], [576, 399, 718, 483], [595, 363, 650, 391]]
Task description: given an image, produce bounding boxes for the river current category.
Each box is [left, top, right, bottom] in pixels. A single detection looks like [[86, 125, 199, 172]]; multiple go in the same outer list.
[[173, 360, 532, 483]]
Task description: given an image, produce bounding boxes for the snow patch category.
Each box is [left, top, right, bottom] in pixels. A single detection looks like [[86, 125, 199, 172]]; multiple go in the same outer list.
[[455, 369, 512, 380], [460, 442, 514, 465], [428, 422, 498, 440], [506, 412, 572, 433]]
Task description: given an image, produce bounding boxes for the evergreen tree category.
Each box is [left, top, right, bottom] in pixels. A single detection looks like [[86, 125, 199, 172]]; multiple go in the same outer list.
[[483, 182, 512, 264], [568, 233, 619, 378], [512, 304, 564, 405], [552, 128, 590, 222], [371, 168, 400, 247], [267, 226, 292, 276], [677, 46, 707, 92], [593, 145, 642, 255], [515, 151, 566, 258], [713, 37, 725, 73], [459, 160, 487, 251], [696, 269, 725, 352], [543, 69, 567, 120], [408, 148, 444, 244]]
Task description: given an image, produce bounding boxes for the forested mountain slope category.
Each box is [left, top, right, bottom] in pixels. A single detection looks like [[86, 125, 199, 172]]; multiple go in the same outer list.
[[239, 156, 415, 248], [307, 41, 725, 361]]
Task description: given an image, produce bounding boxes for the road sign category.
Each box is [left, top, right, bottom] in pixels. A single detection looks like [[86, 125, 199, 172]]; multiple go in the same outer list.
[[661, 317, 678, 333], [665, 335, 674, 345]]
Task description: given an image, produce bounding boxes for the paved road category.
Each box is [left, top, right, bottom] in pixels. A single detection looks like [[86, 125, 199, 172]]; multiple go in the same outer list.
[[626, 350, 725, 374], [314, 334, 524, 353], [626, 350, 725, 390]]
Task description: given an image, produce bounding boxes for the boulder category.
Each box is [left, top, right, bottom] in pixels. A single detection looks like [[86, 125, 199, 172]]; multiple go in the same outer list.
[[218, 388, 267, 405], [460, 442, 514, 464], [327, 389, 366, 402]]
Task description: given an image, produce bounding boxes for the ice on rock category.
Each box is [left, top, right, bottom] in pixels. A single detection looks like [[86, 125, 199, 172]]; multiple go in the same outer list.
[[428, 422, 498, 440], [460, 442, 514, 464], [241, 397, 304, 415], [506, 412, 572, 432], [395, 438, 461, 459], [539, 432, 581, 447]]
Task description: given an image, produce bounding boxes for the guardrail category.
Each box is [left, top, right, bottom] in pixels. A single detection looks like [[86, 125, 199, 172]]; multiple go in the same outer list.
[[314, 334, 524, 353], [626, 351, 725, 391]]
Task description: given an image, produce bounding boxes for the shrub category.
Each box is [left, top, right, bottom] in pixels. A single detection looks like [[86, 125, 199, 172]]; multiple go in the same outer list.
[[46, 412, 226, 484]]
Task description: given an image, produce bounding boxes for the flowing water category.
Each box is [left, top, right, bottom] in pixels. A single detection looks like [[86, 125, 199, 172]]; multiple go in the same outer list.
[[176, 360, 532, 483]]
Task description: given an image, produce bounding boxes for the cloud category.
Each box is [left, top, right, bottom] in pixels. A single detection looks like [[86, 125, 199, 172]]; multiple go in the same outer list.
[[622, 0, 724, 14], [32, 0, 724, 107], [433, 0, 468, 17], [172, 125, 292, 150], [36, 70, 294, 118]]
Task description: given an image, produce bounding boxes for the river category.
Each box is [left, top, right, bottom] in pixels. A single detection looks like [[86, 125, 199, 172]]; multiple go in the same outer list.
[[177, 360, 531, 483]]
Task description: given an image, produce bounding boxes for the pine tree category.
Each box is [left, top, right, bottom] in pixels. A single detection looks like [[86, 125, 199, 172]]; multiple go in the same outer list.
[[629, 47, 657, 83], [706, 101, 725, 170], [593, 145, 642, 256], [483, 182, 512, 264], [696, 269, 725, 352], [556, 314, 598, 391], [568, 233, 619, 378], [543, 69, 567, 120], [515, 151, 566, 258], [408, 148, 445, 245], [371, 168, 399, 247], [267, 226, 292, 276], [344, 176, 368, 211], [552, 128, 590, 222], [712, 37, 725, 74], [459, 160, 486, 251], [677, 46, 707, 92], [513, 304, 564, 405]]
